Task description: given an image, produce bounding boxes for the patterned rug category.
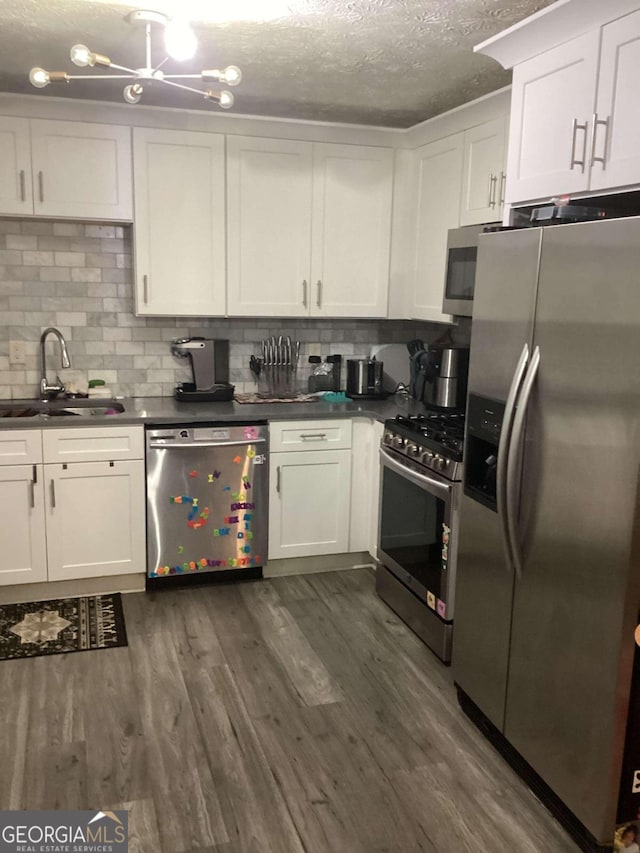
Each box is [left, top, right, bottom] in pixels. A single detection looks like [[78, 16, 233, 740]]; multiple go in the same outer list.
[[0, 594, 127, 661]]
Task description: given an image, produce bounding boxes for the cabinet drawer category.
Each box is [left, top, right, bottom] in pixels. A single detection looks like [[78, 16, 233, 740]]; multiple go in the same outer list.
[[0, 430, 42, 465], [269, 419, 352, 452], [42, 426, 144, 463]]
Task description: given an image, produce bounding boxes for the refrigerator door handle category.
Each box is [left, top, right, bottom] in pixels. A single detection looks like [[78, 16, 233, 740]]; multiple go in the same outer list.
[[497, 343, 529, 573], [506, 345, 541, 579]]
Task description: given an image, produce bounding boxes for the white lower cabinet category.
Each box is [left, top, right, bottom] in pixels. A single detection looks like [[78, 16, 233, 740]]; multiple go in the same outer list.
[[0, 426, 145, 586], [268, 419, 353, 560], [0, 464, 47, 586], [45, 459, 145, 581]]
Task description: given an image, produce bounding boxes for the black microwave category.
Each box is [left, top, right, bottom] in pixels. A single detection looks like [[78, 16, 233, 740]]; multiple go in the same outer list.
[[442, 223, 501, 317]]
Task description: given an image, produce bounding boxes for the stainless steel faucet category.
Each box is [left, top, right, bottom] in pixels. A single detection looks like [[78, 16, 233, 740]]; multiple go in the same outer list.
[[40, 327, 71, 400]]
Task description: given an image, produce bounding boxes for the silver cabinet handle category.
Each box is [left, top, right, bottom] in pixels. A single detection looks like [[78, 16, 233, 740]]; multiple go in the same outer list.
[[497, 343, 529, 574], [19, 169, 25, 202], [143, 274, 149, 304], [29, 479, 35, 509], [276, 465, 281, 493], [488, 173, 497, 207], [300, 432, 327, 440], [499, 171, 506, 205], [590, 113, 609, 168], [32, 464, 38, 485], [38, 170, 44, 203], [316, 280, 322, 308], [570, 118, 588, 171], [302, 279, 308, 307], [506, 345, 541, 580], [50, 478, 56, 508]]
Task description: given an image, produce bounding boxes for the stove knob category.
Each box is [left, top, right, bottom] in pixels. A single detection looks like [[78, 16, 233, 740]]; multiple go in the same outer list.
[[383, 432, 394, 445], [407, 443, 420, 457], [421, 449, 434, 464], [434, 455, 448, 472], [393, 435, 406, 449]]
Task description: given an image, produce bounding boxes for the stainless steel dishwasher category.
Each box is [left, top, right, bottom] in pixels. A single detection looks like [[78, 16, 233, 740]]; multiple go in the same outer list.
[[146, 423, 268, 588]]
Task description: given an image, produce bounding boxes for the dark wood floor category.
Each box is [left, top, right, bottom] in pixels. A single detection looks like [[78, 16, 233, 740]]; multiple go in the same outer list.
[[0, 568, 579, 853]]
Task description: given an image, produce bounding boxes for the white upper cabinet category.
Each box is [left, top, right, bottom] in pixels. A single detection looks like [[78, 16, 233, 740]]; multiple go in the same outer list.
[[591, 9, 640, 191], [0, 117, 33, 216], [495, 4, 640, 204], [226, 137, 393, 318], [133, 127, 226, 316], [310, 144, 392, 318], [460, 115, 508, 225], [227, 136, 313, 317], [0, 117, 131, 220], [506, 31, 600, 203], [412, 134, 463, 323], [30, 119, 132, 219]]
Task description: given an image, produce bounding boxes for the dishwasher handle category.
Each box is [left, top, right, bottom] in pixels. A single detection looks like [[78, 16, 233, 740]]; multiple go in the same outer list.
[[148, 437, 267, 450]]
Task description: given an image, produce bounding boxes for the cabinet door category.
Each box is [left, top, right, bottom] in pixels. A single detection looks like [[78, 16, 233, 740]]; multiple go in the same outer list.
[[268, 449, 351, 559], [310, 144, 392, 318], [0, 464, 47, 586], [133, 128, 226, 316], [592, 9, 640, 191], [506, 31, 600, 204], [227, 136, 312, 317], [0, 117, 33, 215], [460, 116, 507, 225], [45, 460, 145, 581], [30, 119, 132, 219], [412, 134, 463, 323]]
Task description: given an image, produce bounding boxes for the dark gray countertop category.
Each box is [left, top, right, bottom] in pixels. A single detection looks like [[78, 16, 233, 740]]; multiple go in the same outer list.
[[0, 394, 427, 429]]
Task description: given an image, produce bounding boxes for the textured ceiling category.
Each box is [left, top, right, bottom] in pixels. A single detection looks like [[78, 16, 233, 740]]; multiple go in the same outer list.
[[0, 0, 558, 127]]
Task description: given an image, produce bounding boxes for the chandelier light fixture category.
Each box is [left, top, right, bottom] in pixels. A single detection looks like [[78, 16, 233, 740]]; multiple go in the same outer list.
[[28, 9, 242, 109]]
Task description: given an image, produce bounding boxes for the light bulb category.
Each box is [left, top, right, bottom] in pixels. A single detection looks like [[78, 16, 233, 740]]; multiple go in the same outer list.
[[29, 67, 51, 88], [123, 84, 143, 104], [70, 44, 91, 67], [164, 18, 197, 61], [219, 90, 234, 109], [221, 65, 242, 86]]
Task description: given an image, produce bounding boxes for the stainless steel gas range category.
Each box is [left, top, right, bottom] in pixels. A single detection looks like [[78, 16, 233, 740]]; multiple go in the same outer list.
[[376, 413, 464, 663]]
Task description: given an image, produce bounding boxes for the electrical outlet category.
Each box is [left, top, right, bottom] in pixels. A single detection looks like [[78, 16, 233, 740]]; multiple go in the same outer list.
[[308, 343, 322, 357], [9, 340, 26, 365]]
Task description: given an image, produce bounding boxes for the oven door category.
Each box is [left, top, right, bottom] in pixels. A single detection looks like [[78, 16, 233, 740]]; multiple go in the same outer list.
[[378, 446, 458, 621]]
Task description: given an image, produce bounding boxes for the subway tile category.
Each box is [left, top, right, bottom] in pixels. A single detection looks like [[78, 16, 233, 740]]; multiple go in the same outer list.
[[83, 356, 107, 369], [72, 268, 102, 283], [40, 266, 71, 282], [131, 328, 163, 341], [100, 238, 126, 253], [55, 312, 88, 327], [24, 282, 54, 297], [3, 311, 25, 325], [87, 283, 116, 298], [1, 265, 43, 281], [0, 370, 26, 384], [108, 356, 134, 369], [134, 355, 163, 369], [101, 269, 131, 284], [73, 326, 103, 341], [86, 252, 117, 268], [87, 312, 117, 327], [69, 237, 102, 252], [146, 369, 174, 382], [21, 221, 54, 236], [0, 357, 9, 371], [9, 296, 40, 311], [103, 327, 132, 341], [0, 281, 24, 296], [23, 250, 54, 266], [87, 369, 118, 383], [144, 342, 170, 355], [53, 222, 85, 237], [0, 386, 10, 399], [55, 251, 86, 267], [85, 225, 116, 238], [113, 342, 145, 356], [0, 220, 21, 234], [0, 250, 23, 265], [6, 235, 37, 250], [85, 341, 116, 355], [116, 253, 132, 269], [38, 236, 72, 251], [103, 297, 133, 313]]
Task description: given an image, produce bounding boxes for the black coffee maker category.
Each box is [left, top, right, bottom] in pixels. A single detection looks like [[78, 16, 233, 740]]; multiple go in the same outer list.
[[170, 337, 234, 402], [409, 341, 469, 412]]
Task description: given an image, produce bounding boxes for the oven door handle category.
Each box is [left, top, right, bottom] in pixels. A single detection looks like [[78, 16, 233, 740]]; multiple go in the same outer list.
[[379, 447, 453, 501]]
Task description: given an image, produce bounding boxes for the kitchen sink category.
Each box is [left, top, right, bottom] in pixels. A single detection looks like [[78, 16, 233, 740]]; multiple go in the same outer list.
[[0, 399, 126, 418]]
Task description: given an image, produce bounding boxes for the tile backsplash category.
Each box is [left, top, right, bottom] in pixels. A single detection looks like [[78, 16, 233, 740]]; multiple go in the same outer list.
[[0, 218, 469, 399]]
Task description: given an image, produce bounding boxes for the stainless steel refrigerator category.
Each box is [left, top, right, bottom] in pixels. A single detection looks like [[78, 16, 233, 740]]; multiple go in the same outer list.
[[453, 217, 640, 851]]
